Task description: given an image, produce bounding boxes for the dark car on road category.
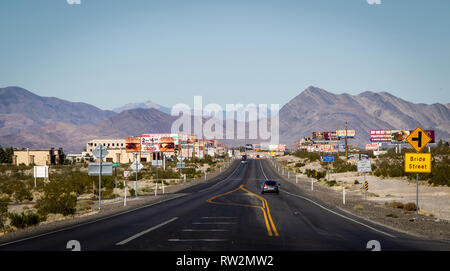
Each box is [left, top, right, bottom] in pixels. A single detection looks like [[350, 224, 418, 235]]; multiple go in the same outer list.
[[261, 180, 280, 194], [241, 154, 247, 164]]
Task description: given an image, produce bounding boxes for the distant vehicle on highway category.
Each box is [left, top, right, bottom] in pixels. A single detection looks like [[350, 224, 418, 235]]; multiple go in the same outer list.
[[261, 180, 280, 194], [241, 154, 247, 164]]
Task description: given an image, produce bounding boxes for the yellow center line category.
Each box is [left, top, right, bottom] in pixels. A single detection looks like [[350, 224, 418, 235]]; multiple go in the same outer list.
[[206, 185, 279, 237]]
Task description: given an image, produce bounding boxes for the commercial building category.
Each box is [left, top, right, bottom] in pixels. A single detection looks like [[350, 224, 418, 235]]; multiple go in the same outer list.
[[13, 148, 65, 166]]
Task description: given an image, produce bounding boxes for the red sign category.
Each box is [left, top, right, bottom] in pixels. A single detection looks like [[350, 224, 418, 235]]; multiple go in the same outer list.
[[365, 143, 379, 151]]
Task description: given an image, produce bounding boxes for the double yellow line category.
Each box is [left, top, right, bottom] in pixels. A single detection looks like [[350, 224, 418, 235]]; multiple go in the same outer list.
[[206, 185, 279, 237]]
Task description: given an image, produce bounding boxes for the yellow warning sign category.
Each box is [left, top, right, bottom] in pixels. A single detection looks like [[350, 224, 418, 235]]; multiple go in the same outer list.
[[404, 153, 431, 173], [406, 126, 432, 153]]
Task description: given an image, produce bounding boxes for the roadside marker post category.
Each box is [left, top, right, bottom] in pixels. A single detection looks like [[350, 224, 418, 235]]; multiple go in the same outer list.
[[364, 180, 368, 200], [343, 187, 346, 205], [124, 181, 127, 207]]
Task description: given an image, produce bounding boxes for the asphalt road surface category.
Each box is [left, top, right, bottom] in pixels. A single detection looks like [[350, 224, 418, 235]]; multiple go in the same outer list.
[[1, 159, 449, 251]]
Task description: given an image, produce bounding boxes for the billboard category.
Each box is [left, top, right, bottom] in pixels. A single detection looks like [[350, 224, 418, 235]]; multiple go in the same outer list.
[[141, 134, 180, 152], [371, 130, 435, 143], [159, 137, 175, 152], [125, 137, 141, 152], [141, 134, 159, 152], [336, 130, 355, 138], [421, 130, 435, 143], [324, 131, 338, 141], [370, 130, 392, 142], [312, 132, 324, 141], [269, 144, 286, 151], [391, 130, 410, 143], [306, 144, 337, 153]]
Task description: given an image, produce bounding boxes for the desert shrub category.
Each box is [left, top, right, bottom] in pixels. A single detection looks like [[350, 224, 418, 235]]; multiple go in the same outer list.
[[354, 180, 360, 184], [293, 150, 321, 162], [325, 180, 337, 187], [8, 212, 45, 229], [427, 156, 450, 186], [389, 201, 404, 209], [295, 162, 306, 168], [36, 180, 77, 216], [128, 188, 136, 196], [386, 213, 398, 218], [403, 202, 417, 212], [0, 195, 9, 231], [331, 156, 357, 173], [13, 183, 33, 203], [304, 169, 326, 180]]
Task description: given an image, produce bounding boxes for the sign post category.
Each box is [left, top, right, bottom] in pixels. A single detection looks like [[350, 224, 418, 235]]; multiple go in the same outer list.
[[357, 160, 372, 200], [405, 126, 432, 218], [322, 156, 334, 181], [91, 145, 108, 211], [131, 154, 143, 197], [112, 163, 120, 189], [33, 166, 49, 189]]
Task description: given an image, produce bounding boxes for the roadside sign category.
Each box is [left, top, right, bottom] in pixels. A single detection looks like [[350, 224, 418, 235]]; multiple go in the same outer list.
[[88, 162, 113, 176], [178, 155, 185, 161], [357, 160, 372, 173], [322, 156, 334, 162], [359, 153, 370, 160], [364, 181, 368, 191], [33, 166, 49, 178], [124, 171, 130, 178], [176, 162, 186, 169], [92, 145, 108, 160], [404, 153, 431, 173], [112, 163, 120, 167], [406, 126, 432, 153], [152, 160, 163, 166], [130, 161, 143, 172]]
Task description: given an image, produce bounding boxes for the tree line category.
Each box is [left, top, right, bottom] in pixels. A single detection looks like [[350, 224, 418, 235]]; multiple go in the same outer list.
[[0, 146, 14, 163]]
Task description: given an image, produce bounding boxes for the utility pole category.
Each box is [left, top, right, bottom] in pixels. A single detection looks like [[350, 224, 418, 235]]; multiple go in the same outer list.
[[345, 121, 348, 163], [336, 124, 340, 157]]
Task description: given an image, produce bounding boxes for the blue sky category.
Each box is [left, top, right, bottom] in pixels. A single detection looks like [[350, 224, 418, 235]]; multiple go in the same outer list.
[[1, 0, 449, 110]]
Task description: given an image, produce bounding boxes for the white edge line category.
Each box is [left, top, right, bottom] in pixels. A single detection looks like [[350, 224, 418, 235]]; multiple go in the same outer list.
[[0, 194, 186, 248], [261, 159, 396, 239], [116, 217, 178, 245]]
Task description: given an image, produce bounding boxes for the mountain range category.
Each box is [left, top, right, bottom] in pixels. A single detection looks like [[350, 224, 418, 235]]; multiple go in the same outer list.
[[0, 86, 448, 152]]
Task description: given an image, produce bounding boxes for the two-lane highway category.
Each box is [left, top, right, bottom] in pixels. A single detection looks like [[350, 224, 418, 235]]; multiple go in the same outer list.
[[1, 159, 449, 251]]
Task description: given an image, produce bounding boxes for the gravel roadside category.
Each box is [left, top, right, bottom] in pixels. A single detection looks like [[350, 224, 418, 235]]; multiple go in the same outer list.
[[269, 159, 450, 241]]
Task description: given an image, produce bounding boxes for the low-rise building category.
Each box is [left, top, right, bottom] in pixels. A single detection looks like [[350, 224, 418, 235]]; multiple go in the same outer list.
[[13, 148, 65, 166]]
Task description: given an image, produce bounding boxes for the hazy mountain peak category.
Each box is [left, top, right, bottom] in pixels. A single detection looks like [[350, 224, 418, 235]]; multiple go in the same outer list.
[[112, 100, 171, 114]]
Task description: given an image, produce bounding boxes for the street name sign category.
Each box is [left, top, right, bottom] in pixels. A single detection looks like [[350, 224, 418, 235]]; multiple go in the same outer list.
[[404, 153, 431, 173], [406, 126, 432, 153], [112, 163, 120, 167]]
